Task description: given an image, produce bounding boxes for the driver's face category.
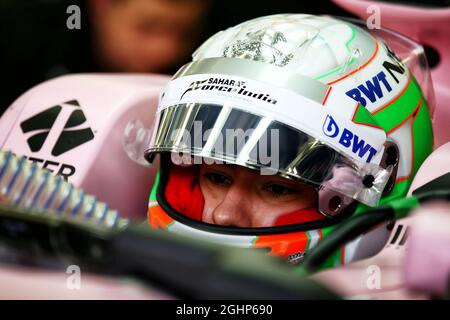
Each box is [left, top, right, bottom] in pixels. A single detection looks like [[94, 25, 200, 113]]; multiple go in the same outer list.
[[199, 164, 317, 228]]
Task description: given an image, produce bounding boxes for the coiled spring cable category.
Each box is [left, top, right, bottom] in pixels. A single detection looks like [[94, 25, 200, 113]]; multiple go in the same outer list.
[[0, 150, 128, 229]]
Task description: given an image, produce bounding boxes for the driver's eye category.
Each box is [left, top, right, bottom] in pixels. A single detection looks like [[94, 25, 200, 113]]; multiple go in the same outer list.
[[264, 184, 297, 197], [203, 172, 232, 187]]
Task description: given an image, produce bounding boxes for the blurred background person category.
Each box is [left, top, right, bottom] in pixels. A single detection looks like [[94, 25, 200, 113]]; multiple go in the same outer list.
[[88, 0, 210, 73]]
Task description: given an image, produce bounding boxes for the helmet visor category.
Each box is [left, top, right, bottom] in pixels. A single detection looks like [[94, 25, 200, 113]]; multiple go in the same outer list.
[[145, 103, 391, 208]]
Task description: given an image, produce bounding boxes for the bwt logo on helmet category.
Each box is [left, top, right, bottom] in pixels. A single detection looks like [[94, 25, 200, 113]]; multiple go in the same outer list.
[[180, 77, 278, 104], [345, 71, 392, 107], [322, 115, 377, 163], [345, 45, 406, 108]]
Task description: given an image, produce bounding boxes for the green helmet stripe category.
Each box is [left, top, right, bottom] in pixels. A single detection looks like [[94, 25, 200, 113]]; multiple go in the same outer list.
[[372, 76, 422, 133], [316, 226, 342, 269], [411, 99, 434, 173], [305, 230, 311, 251], [388, 196, 420, 220], [149, 170, 160, 203], [352, 103, 381, 127]]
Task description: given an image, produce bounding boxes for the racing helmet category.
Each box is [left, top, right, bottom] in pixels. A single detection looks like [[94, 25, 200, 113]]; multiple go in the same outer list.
[[142, 14, 434, 264]]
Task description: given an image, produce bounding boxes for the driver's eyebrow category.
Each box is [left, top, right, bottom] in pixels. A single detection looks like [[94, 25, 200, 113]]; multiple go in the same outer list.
[[258, 177, 307, 190], [202, 164, 234, 176]]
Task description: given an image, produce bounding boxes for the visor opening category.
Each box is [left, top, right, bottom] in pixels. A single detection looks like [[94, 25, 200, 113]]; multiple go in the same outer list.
[[381, 142, 400, 195], [385, 145, 399, 167], [328, 196, 342, 213]]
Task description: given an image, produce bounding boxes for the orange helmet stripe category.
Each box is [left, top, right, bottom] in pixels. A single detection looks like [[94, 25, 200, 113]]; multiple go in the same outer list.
[[253, 232, 310, 257], [148, 204, 174, 230]]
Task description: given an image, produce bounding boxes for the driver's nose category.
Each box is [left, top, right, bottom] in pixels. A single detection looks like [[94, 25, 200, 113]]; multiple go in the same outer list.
[[211, 185, 252, 227]]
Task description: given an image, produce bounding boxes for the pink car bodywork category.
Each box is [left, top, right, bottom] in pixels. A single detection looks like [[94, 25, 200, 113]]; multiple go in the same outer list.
[[0, 74, 168, 220], [311, 204, 450, 299], [0, 264, 172, 300], [311, 216, 428, 300]]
